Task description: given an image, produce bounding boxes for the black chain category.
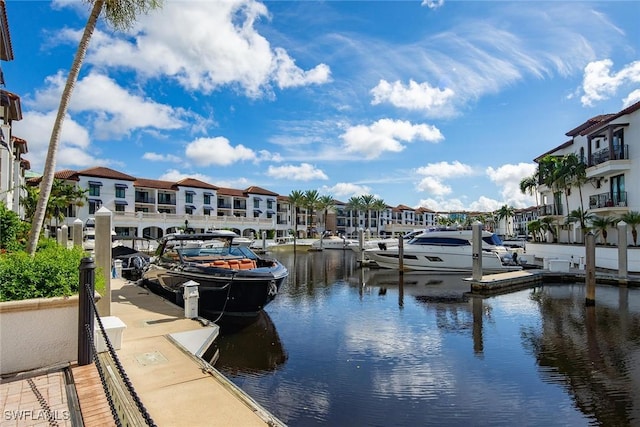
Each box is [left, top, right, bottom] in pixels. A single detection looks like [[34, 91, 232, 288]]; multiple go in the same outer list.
[[86, 283, 157, 427], [85, 323, 122, 427], [26, 378, 59, 427]]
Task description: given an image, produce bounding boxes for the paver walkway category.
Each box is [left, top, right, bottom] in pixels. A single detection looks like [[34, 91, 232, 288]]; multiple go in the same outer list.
[[0, 370, 73, 427]]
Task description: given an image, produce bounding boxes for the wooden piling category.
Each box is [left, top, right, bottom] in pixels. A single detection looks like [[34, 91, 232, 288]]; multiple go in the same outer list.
[[585, 232, 596, 306]]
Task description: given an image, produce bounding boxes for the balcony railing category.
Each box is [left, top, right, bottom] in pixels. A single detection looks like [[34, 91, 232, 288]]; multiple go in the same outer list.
[[217, 203, 231, 209], [538, 204, 563, 216], [135, 196, 155, 204], [157, 198, 176, 205], [589, 191, 627, 209], [589, 145, 629, 167]]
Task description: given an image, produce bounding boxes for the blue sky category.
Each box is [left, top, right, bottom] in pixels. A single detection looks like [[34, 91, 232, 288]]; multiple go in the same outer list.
[[5, 0, 640, 212]]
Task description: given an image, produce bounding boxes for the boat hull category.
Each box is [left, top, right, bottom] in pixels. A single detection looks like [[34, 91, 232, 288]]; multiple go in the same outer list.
[[141, 263, 288, 320]]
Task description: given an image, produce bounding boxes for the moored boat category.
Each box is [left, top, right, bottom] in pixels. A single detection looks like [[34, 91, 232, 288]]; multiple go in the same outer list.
[[363, 228, 523, 273], [311, 235, 356, 250], [140, 231, 289, 321]]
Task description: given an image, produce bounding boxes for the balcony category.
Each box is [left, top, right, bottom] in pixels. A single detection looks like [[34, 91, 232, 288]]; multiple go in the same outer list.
[[537, 204, 563, 216], [586, 146, 631, 179], [135, 195, 155, 204], [157, 198, 176, 206], [217, 203, 232, 209], [589, 191, 627, 209]]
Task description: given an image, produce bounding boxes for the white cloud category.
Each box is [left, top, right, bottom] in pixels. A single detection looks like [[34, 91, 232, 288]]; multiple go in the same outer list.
[[415, 176, 451, 196], [266, 163, 328, 181], [418, 195, 502, 213], [143, 152, 182, 162], [370, 79, 456, 115], [580, 59, 640, 106], [414, 161, 474, 196], [12, 111, 94, 172], [273, 48, 332, 88], [185, 137, 256, 166], [30, 71, 189, 140], [320, 183, 372, 199], [622, 89, 640, 107], [341, 119, 443, 159], [486, 162, 538, 208], [84, 0, 331, 97], [415, 161, 474, 178], [421, 0, 444, 9]]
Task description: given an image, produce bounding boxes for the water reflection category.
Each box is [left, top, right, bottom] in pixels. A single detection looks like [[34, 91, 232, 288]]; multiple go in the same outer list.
[[522, 284, 640, 426], [213, 310, 287, 375], [214, 251, 640, 427]]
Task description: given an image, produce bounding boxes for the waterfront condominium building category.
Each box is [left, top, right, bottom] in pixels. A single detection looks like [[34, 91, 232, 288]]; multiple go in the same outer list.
[[534, 101, 639, 245]]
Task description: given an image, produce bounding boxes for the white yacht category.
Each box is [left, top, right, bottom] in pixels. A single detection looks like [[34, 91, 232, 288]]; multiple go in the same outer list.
[[348, 229, 427, 255], [311, 235, 356, 250], [363, 229, 522, 273]]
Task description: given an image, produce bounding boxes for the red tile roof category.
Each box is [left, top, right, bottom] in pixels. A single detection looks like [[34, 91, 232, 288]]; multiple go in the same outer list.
[[217, 187, 246, 197], [77, 166, 136, 181], [244, 186, 279, 196], [176, 178, 218, 190], [134, 178, 176, 190], [0, 0, 14, 62]]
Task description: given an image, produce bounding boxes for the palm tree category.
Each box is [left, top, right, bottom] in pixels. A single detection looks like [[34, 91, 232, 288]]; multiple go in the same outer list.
[[519, 174, 539, 207], [590, 215, 616, 245], [371, 198, 387, 237], [347, 196, 364, 238], [26, 0, 163, 256], [527, 219, 543, 242], [540, 216, 557, 242], [538, 155, 565, 215], [21, 179, 87, 227], [316, 195, 335, 235], [287, 190, 305, 249], [303, 190, 320, 237], [563, 153, 587, 213], [360, 194, 377, 232], [565, 207, 594, 243], [495, 204, 515, 236], [620, 211, 640, 246]]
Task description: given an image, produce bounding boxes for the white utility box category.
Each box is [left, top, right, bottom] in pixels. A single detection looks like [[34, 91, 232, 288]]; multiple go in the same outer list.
[[548, 259, 570, 272], [95, 316, 127, 352]]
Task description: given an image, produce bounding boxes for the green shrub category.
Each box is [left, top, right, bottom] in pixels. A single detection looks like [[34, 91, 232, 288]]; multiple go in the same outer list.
[[0, 202, 28, 251], [0, 240, 105, 301]]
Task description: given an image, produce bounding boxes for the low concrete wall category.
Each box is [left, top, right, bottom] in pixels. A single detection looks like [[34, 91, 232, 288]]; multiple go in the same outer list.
[[525, 243, 640, 273], [0, 294, 98, 375]]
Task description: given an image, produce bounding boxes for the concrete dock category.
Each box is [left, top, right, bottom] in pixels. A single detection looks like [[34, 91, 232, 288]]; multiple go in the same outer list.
[[103, 277, 284, 426]]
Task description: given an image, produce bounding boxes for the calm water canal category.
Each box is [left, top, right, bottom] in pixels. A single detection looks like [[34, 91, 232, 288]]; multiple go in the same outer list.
[[214, 250, 640, 427]]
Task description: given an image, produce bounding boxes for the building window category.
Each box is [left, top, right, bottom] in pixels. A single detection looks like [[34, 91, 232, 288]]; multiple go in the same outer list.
[[136, 207, 149, 213], [88, 182, 101, 197], [254, 199, 260, 209], [115, 204, 125, 212], [185, 191, 194, 204], [204, 194, 211, 205], [267, 199, 274, 209], [204, 207, 212, 215], [89, 199, 102, 214], [115, 183, 127, 198], [186, 205, 194, 215]]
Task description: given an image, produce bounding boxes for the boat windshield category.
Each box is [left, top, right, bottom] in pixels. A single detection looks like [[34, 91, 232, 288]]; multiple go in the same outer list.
[[177, 245, 258, 260], [482, 234, 504, 246]]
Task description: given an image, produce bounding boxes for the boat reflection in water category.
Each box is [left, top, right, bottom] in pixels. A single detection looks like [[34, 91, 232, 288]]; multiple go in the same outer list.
[[355, 267, 471, 303], [212, 310, 287, 375]]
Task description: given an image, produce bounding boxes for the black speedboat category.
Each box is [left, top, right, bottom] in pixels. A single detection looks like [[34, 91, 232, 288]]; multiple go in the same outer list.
[[140, 231, 288, 321]]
